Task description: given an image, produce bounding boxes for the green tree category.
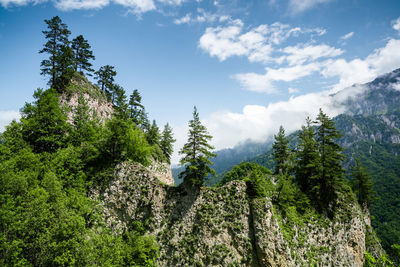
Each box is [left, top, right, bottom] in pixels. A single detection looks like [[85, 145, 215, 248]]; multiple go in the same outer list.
[[71, 35, 95, 75], [129, 89, 144, 124], [21, 89, 70, 153], [272, 126, 290, 175], [179, 107, 216, 185], [146, 120, 160, 146], [295, 117, 321, 194], [160, 123, 175, 163], [94, 65, 116, 95], [112, 84, 129, 119], [39, 16, 71, 90], [350, 159, 377, 208], [315, 109, 345, 211], [54, 44, 75, 90]]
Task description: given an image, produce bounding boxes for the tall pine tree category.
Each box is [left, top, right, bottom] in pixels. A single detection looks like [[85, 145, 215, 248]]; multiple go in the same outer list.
[[295, 117, 321, 194], [39, 16, 71, 90], [71, 35, 95, 75], [272, 126, 290, 176], [179, 107, 216, 185], [160, 123, 175, 163], [94, 65, 116, 95], [350, 159, 377, 208], [315, 109, 345, 212]]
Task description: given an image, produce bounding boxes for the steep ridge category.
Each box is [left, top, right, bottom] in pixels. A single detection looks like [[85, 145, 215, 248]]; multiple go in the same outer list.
[[97, 161, 384, 266]]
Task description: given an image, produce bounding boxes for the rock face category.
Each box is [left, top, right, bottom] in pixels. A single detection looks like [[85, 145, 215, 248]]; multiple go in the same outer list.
[[97, 161, 384, 267]]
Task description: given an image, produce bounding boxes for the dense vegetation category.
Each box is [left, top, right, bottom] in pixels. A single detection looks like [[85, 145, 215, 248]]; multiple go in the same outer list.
[[0, 16, 176, 266]]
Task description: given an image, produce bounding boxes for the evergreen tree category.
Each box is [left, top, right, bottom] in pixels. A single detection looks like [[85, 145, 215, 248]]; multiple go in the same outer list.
[[350, 159, 377, 208], [39, 16, 71, 89], [94, 65, 116, 95], [71, 35, 95, 75], [129, 89, 144, 123], [146, 120, 160, 146], [272, 126, 290, 175], [315, 109, 345, 211], [160, 123, 175, 163], [54, 44, 75, 90], [113, 84, 129, 119], [179, 107, 216, 185], [295, 117, 321, 194]]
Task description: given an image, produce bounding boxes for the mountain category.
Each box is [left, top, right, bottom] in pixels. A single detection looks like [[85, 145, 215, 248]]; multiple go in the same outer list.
[[206, 68, 400, 253]]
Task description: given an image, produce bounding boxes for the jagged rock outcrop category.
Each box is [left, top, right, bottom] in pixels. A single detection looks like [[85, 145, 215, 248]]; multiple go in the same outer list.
[[96, 161, 384, 266]]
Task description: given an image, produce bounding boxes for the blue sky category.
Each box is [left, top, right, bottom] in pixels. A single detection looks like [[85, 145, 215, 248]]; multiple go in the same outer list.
[[1, 0, 400, 163]]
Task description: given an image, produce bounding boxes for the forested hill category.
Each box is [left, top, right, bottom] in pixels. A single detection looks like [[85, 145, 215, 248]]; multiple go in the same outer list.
[[204, 68, 400, 255]]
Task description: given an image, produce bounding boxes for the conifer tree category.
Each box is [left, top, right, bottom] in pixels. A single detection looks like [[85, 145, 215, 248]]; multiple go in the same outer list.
[[272, 126, 290, 176], [113, 84, 128, 119], [39, 16, 71, 90], [160, 123, 175, 163], [146, 120, 160, 146], [315, 109, 345, 210], [129, 89, 144, 124], [295, 117, 321, 194], [350, 159, 377, 208], [179, 107, 216, 185], [54, 44, 75, 90], [94, 65, 116, 95], [71, 35, 95, 75]]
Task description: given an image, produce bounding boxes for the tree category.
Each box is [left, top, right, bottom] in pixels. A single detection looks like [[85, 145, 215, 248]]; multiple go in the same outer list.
[[112, 84, 129, 119], [94, 65, 116, 95], [39, 16, 71, 89], [54, 44, 75, 90], [146, 120, 160, 146], [350, 159, 377, 208], [179, 107, 216, 185], [71, 35, 95, 75], [21, 88, 70, 153], [272, 126, 290, 176], [295, 117, 321, 194], [129, 89, 144, 124], [160, 123, 175, 163], [315, 109, 345, 211]]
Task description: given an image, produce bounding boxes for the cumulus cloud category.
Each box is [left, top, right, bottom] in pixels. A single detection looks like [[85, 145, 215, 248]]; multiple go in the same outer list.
[[199, 19, 326, 63], [0, 110, 20, 133], [287, 0, 331, 15], [234, 63, 321, 93], [174, 8, 220, 24], [280, 44, 343, 66], [0, 0, 44, 7], [55, 0, 110, 11], [392, 17, 400, 32]]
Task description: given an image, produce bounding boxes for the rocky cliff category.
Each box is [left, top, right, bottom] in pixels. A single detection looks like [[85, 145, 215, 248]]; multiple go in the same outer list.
[[95, 161, 384, 266]]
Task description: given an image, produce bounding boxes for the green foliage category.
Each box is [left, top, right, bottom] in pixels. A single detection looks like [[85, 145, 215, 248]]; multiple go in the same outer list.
[[160, 123, 176, 163], [71, 34, 95, 75], [146, 120, 160, 146], [94, 65, 117, 95], [179, 107, 216, 185], [272, 126, 291, 175], [350, 159, 378, 208], [219, 161, 271, 185], [39, 16, 71, 90], [21, 88, 70, 153]]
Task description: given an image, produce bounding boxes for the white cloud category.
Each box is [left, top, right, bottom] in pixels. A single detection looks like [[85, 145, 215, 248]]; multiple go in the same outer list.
[[281, 44, 343, 66], [392, 17, 400, 32], [288, 87, 299, 94], [339, 31, 354, 41], [287, 0, 331, 15], [174, 8, 220, 25], [55, 0, 109, 11], [234, 63, 321, 93], [113, 0, 155, 13], [199, 19, 326, 63], [0, 0, 43, 7], [0, 110, 21, 133]]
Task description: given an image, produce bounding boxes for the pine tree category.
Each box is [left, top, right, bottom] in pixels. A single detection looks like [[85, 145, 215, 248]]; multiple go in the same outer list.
[[160, 123, 175, 163], [179, 107, 216, 185], [350, 159, 377, 208], [315, 109, 345, 211], [94, 65, 116, 95], [71, 35, 95, 75], [295, 117, 321, 194], [129, 89, 144, 123], [54, 44, 75, 90], [272, 126, 290, 176], [146, 120, 160, 146], [112, 84, 128, 119], [39, 16, 71, 89]]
